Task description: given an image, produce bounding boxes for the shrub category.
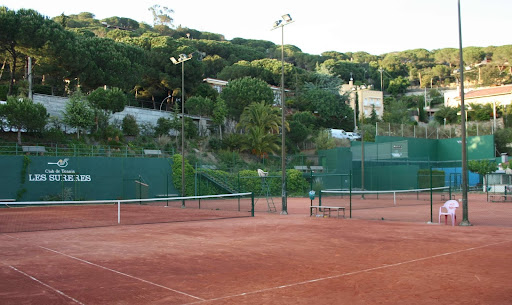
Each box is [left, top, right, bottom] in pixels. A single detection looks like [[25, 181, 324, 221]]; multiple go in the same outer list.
[[122, 114, 139, 136], [171, 154, 195, 196]]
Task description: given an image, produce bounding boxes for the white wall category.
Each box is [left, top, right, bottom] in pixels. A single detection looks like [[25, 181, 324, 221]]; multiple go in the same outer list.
[[32, 94, 210, 136]]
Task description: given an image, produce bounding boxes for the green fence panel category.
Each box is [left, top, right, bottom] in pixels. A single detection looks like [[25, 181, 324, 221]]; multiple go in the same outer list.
[[0, 156, 178, 201]]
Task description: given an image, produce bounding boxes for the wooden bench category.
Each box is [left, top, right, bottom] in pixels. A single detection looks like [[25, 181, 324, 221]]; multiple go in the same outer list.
[[22, 146, 46, 154], [294, 166, 309, 172], [310, 205, 345, 218], [155, 194, 178, 198], [143, 149, 162, 156], [309, 166, 324, 172], [489, 194, 512, 202]]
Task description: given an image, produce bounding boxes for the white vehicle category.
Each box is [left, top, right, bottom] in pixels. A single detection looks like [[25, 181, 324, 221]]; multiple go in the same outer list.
[[330, 129, 349, 139], [346, 132, 361, 141]]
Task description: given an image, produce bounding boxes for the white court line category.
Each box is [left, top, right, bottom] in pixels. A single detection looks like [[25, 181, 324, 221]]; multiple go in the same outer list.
[[4, 234, 205, 302], [184, 240, 512, 304], [5, 264, 85, 305]]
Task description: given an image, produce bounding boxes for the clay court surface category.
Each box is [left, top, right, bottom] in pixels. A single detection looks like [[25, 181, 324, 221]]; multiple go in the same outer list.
[[1, 195, 511, 304]]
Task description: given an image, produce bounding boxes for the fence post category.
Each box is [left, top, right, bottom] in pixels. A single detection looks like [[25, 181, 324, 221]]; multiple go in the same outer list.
[[251, 192, 255, 217], [349, 170, 352, 218], [430, 166, 433, 223]]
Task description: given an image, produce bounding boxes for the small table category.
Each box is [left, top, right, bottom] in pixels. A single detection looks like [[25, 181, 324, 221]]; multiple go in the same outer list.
[[310, 205, 345, 218]]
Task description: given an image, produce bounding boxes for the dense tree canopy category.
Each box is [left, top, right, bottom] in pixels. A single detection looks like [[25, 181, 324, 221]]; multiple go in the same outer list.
[[0, 96, 48, 144], [220, 77, 274, 121], [1, 5, 511, 157]]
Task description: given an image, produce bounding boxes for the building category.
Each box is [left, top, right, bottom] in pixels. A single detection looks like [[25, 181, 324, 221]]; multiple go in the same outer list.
[[444, 84, 512, 108], [340, 78, 384, 123]]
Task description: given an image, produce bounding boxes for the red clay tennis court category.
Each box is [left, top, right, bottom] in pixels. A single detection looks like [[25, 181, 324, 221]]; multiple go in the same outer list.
[[1, 195, 511, 304]]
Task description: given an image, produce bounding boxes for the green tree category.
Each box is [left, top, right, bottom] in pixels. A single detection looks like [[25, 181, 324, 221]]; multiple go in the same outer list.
[[0, 96, 48, 144], [220, 76, 274, 121], [87, 87, 127, 132], [382, 99, 411, 124], [433, 48, 459, 67], [63, 90, 94, 139], [387, 76, 410, 95], [288, 111, 317, 150], [0, 7, 58, 95], [368, 105, 380, 125], [468, 160, 497, 187], [185, 96, 214, 117], [171, 154, 194, 196], [155, 117, 173, 136], [429, 89, 444, 107], [122, 114, 139, 136], [492, 45, 512, 72], [463, 47, 485, 65], [494, 128, 512, 156], [237, 101, 282, 134], [203, 54, 229, 78], [237, 102, 284, 158], [315, 129, 336, 150], [212, 98, 228, 139], [433, 106, 459, 124], [148, 5, 174, 27], [88, 87, 127, 113], [300, 88, 353, 130], [240, 126, 280, 158]]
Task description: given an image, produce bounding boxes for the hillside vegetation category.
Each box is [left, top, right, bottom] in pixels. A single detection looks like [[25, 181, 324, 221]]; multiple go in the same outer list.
[[1, 6, 512, 163]]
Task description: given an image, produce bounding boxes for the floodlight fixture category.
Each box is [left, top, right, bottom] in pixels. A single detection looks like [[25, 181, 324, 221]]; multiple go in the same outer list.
[[282, 14, 292, 22]]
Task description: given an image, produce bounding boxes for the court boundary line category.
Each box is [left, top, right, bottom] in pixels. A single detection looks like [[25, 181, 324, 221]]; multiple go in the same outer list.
[[184, 240, 511, 304], [4, 234, 205, 302], [5, 264, 85, 305]]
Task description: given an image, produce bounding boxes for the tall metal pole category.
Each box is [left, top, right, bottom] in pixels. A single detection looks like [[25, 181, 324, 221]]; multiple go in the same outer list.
[[458, 0, 471, 226], [181, 60, 186, 207], [280, 24, 287, 215]]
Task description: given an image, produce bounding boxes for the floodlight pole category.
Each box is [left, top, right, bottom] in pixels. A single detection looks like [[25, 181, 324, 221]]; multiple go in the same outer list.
[[171, 54, 192, 207], [181, 60, 185, 207], [272, 14, 294, 215], [458, 0, 471, 226]]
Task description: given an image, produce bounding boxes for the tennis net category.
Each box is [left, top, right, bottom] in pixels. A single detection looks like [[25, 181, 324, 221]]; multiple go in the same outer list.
[[0, 193, 254, 233], [320, 187, 450, 210]]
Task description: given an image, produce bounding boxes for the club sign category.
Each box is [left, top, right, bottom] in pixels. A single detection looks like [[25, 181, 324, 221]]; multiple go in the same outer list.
[[28, 158, 92, 182]]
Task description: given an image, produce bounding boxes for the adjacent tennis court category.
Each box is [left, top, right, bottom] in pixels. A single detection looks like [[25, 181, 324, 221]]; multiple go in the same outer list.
[[0, 193, 255, 233], [1, 195, 511, 304]]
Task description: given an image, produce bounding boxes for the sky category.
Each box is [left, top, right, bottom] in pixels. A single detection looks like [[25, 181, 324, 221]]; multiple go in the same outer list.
[[2, 0, 511, 56]]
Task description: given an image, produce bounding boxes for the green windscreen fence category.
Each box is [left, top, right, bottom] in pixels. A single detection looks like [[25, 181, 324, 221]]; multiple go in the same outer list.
[[0, 156, 179, 201], [318, 135, 494, 191]]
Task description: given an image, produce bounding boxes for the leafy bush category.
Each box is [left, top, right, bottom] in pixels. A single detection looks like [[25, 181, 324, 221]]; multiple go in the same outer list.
[[122, 114, 139, 136], [155, 117, 173, 136], [237, 169, 308, 196], [171, 154, 195, 196]]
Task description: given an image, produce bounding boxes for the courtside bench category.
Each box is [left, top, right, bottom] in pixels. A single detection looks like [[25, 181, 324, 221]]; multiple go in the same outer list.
[[310, 205, 345, 218], [155, 194, 178, 198], [489, 194, 512, 202]]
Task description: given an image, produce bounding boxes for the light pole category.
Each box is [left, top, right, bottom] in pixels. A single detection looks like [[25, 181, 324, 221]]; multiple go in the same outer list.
[[159, 95, 171, 111], [457, 0, 471, 226], [272, 14, 294, 215], [170, 54, 192, 205]]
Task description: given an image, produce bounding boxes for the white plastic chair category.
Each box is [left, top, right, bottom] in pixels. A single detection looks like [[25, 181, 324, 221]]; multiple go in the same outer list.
[[257, 169, 268, 177], [439, 200, 459, 226]]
